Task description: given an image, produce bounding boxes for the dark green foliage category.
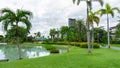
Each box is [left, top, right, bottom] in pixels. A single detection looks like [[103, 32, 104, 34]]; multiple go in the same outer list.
[[43, 45, 59, 53], [93, 27, 107, 43], [111, 40, 120, 44], [0, 35, 4, 42], [76, 43, 100, 48], [6, 26, 28, 43]]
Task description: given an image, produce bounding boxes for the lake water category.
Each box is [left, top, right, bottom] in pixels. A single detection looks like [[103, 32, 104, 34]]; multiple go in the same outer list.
[[0, 45, 50, 61], [0, 45, 67, 61]]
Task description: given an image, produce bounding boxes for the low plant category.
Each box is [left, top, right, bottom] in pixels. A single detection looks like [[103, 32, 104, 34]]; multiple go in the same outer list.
[[42, 45, 59, 53]]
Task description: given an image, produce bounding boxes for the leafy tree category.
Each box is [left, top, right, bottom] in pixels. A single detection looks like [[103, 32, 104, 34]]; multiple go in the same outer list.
[[0, 8, 32, 59], [115, 22, 120, 39], [76, 19, 86, 42], [50, 28, 56, 42], [6, 26, 28, 43], [98, 3, 120, 48], [60, 26, 70, 42], [0, 35, 4, 42], [94, 27, 107, 43]]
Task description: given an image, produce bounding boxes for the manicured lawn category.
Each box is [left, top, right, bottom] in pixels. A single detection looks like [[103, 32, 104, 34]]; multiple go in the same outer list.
[[105, 43, 120, 47], [0, 46, 120, 68]]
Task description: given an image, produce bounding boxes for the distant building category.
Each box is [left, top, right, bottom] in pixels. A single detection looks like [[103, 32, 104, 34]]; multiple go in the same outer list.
[[68, 18, 76, 26], [110, 26, 117, 40]]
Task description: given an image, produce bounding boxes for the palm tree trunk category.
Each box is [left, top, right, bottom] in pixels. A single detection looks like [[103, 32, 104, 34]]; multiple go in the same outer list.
[[91, 24, 94, 50], [16, 22, 22, 59], [107, 13, 110, 48], [87, 2, 91, 54], [16, 36, 22, 59]]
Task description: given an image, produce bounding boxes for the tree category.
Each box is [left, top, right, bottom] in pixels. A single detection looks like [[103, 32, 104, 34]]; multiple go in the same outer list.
[[34, 32, 41, 42], [73, 0, 103, 54], [6, 26, 28, 43], [0, 8, 32, 59], [115, 22, 120, 39], [94, 27, 107, 43], [50, 28, 56, 42], [76, 19, 86, 42], [98, 3, 120, 48], [89, 11, 100, 49], [60, 26, 70, 42]]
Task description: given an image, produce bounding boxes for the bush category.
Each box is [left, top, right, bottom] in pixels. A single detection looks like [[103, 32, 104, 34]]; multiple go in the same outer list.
[[43, 45, 59, 53], [111, 40, 120, 44], [70, 42, 100, 48], [42, 42, 68, 45]]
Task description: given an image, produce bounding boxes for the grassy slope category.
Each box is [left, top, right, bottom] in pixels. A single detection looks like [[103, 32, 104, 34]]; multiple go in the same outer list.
[[0, 47, 120, 68]]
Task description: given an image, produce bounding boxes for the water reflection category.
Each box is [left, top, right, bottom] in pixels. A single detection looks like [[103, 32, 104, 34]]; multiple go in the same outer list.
[[0, 45, 50, 61]]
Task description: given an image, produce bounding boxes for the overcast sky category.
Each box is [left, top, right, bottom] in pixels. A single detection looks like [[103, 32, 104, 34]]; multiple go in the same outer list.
[[0, 0, 120, 37]]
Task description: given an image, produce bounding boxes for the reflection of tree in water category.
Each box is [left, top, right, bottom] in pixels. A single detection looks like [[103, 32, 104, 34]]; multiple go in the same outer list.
[[22, 46, 50, 58], [0, 45, 50, 61], [4, 45, 19, 60], [0, 45, 6, 59]]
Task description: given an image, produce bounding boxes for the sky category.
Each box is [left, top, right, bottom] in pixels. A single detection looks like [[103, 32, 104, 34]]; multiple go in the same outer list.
[[0, 0, 120, 37]]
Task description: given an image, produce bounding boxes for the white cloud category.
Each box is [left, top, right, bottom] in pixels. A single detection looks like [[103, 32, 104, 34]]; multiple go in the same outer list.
[[0, 0, 119, 37]]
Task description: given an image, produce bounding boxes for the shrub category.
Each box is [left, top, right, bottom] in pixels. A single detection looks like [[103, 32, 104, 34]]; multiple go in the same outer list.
[[42, 42, 68, 45], [42, 45, 59, 53], [70, 42, 100, 48], [111, 40, 120, 44]]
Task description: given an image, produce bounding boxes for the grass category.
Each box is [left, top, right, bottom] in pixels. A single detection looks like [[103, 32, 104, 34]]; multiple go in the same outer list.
[[0, 46, 120, 68], [105, 43, 120, 47]]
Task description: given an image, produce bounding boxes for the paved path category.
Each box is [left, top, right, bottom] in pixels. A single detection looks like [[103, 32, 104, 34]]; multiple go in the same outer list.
[[102, 46, 120, 50]]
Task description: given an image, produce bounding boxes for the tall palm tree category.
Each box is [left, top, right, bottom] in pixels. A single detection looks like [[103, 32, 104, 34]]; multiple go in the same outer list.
[[89, 11, 100, 49], [0, 8, 32, 59], [73, 0, 103, 54], [98, 3, 120, 48]]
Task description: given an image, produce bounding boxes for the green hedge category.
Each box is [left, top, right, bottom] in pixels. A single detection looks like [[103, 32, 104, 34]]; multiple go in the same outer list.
[[70, 42, 100, 48], [42, 42, 100, 48], [42, 45, 59, 53], [42, 42, 68, 45], [111, 40, 120, 44]]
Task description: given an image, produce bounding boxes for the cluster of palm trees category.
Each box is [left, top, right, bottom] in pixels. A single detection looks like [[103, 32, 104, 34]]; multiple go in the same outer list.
[[0, 8, 33, 59], [73, 0, 120, 54]]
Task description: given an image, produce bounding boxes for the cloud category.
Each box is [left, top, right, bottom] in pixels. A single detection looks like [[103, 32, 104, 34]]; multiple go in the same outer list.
[[0, 0, 119, 37]]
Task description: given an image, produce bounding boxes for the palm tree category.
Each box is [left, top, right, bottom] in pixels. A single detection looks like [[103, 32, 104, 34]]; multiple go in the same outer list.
[[98, 3, 120, 48], [89, 11, 100, 49], [73, 0, 103, 54], [0, 8, 32, 59]]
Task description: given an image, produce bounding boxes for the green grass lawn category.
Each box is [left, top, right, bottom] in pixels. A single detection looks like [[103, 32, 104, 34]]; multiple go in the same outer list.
[[0, 46, 120, 68], [105, 43, 120, 47]]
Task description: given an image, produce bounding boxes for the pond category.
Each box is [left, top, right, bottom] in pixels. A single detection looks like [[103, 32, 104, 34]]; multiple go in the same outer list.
[[0, 45, 67, 61]]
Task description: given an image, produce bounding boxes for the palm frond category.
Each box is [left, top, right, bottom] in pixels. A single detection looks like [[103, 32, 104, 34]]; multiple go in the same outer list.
[[97, 0, 104, 6], [106, 3, 111, 11], [2, 20, 10, 31], [109, 10, 114, 17], [1, 8, 16, 17], [77, 0, 81, 5], [19, 19, 32, 31], [73, 0, 76, 4], [17, 9, 33, 20], [112, 7, 120, 13], [99, 9, 107, 16], [93, 16, 100, 26]]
